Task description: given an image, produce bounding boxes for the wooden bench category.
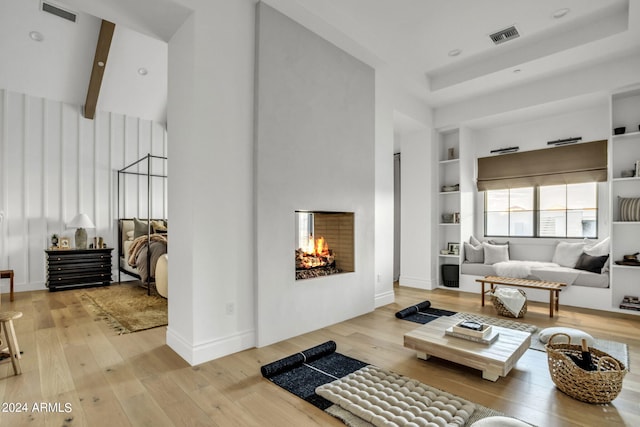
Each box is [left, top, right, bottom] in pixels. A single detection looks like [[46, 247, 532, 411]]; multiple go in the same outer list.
[[476, 276, 567, 318]]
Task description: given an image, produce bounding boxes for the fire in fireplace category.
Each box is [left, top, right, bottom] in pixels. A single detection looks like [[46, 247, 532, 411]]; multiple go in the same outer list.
[[295, 211, 354, 280]]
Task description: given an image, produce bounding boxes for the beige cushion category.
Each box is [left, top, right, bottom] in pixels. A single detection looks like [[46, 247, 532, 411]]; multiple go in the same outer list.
[[552, 241, 584, 268], [483, 242, 509, 265], [538, 327, 594, 347], [156, 254, 168, 298], [471, 416, 530, 426]]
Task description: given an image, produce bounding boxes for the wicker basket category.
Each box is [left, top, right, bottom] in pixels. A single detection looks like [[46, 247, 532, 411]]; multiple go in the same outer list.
[[491, 288, 527, 318], [545, 333, 627, 404]]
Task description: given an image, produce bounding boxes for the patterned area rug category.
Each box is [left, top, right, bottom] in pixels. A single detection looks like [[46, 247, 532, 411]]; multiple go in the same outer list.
[[417, 311, 630, 370], [82, 283, 167, 333]]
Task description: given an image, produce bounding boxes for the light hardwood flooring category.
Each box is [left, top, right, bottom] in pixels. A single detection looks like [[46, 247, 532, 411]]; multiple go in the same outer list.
[[0, 284, 638, 426]]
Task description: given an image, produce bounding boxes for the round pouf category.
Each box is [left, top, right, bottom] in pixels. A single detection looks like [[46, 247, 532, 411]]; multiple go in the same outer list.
[[471, 416, 531, 426], [538, 327, 594, 346]]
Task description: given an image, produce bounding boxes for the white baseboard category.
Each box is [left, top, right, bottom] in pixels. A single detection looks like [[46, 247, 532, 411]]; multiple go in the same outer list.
[[399, 275, 432, 289], [2, 281, 47, 294], [166, 327, 256, 366], [375, 290, 395, 307]]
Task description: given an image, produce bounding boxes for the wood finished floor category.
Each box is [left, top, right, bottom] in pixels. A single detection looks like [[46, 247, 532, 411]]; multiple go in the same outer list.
[[0, 284, 638, 427]]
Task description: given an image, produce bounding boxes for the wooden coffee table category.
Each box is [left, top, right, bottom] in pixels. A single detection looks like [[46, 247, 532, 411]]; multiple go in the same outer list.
[[404, 316, 531, 381]]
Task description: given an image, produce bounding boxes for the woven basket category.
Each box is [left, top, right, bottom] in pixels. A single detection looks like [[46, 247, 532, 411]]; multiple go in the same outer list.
[[491, 288, 527, 318], [545, 333, 627, 404]]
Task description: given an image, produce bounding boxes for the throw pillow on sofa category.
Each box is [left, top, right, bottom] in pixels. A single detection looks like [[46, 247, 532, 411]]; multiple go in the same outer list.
[[464, 241, 484, 263], [483, 242, 509, 265], [584, 236, 609, 256], [552, 241, 584, 268], [575, 252, 609, 274]]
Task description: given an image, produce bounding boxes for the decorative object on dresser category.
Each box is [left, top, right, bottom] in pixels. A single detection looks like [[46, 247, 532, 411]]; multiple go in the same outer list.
[[67, 213, 95, 249], [45, 248, 113, 291]]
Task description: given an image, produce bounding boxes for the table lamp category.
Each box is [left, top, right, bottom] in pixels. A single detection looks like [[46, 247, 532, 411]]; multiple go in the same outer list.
[[68, 213, 95, 249]]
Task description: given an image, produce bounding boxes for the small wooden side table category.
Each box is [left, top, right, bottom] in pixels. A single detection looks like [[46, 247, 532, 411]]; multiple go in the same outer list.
[[0, 270, 14, 302]]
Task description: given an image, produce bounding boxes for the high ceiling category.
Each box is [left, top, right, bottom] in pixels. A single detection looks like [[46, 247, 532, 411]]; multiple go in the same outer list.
[[1, 0, 639, 126]]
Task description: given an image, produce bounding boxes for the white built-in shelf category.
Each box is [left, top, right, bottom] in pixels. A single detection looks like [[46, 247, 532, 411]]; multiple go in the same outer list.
[[612, 131, 640, 140], [612, 221, 640, 225], [612, 176, 640, 182], [439, 191, 460, 195], [439, 158, 460, 165], [611, 264, 640, 271], [438, 254, 460, 259], [439, 223, 460, 226]]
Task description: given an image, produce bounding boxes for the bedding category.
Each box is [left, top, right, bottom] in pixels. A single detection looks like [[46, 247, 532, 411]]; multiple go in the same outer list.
[[118, 219, 168, 283], [128, 234, 168, 282]]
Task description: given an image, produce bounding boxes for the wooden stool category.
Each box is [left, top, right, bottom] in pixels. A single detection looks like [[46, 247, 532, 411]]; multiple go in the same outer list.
[[0, 311, 22, 375], [0, 270, 14, 302]]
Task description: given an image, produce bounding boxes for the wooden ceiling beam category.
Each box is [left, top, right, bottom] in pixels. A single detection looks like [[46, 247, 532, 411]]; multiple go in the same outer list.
[[84, 20, 116, 120]]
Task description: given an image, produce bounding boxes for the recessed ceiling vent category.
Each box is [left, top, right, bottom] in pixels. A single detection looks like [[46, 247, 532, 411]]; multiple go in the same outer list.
[[489, 25, 520, 45], [41, 1, 77, 23]]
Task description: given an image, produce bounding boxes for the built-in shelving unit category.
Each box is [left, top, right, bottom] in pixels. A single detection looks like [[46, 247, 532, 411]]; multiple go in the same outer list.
[[610, 87, 640, 315], [436, 130, 461, 288]]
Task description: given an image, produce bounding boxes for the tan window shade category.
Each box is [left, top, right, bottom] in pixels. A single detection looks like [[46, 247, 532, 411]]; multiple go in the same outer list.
[[477, 140, 607, 191]]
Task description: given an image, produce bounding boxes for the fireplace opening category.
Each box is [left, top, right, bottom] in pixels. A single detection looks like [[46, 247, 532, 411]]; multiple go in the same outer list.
[[295, 211, 354, 280]]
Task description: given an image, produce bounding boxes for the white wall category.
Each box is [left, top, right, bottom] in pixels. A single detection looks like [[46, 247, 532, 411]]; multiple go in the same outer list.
[[375, 67, 396, 306], [254, 3, 375, 346], [166, 0, 256, 364], [399, 129, 434, 289], [0, 89, 166, 293]]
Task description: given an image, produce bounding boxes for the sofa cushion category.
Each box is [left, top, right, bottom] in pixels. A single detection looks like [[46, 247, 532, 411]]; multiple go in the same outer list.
[[552, 241, 584, 268], [483, 242, 509, 265], [538, 327, 594, 347], [584, 236, 609, 256], [464, 241, 484, 263], [575, 253, 609, 274]]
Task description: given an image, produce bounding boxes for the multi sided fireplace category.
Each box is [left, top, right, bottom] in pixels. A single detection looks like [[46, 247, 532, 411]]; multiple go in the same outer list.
[[295, 211, 354, 280]]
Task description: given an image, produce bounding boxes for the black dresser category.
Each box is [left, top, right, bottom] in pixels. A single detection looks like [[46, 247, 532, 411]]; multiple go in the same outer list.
[[45, 248, 113, 291]]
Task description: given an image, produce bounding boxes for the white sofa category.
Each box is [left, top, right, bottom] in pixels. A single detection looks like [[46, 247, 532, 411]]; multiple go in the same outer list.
[[461, 238, 609, 288]]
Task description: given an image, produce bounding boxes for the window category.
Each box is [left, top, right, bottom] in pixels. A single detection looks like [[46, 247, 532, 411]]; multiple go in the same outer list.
[[485, 183, 597, 238]]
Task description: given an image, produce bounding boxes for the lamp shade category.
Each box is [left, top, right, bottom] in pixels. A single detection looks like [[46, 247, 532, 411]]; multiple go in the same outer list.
[[67, 213, 95, 229]]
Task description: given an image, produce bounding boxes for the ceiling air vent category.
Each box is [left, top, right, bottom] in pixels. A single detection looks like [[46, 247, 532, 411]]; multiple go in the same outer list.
[[41, 1, 77, 23], [489, 25, 520, 45]]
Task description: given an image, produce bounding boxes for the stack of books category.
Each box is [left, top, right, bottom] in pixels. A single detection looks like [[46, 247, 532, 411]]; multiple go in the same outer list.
[[445, 320, 499, 344], [619, 295, 640, 311]]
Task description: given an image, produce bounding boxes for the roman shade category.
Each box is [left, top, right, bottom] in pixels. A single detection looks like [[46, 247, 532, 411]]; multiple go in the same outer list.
[[477, 140, 607, 191]]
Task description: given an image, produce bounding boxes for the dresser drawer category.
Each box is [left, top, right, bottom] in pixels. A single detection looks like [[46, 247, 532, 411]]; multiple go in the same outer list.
[[45, 248, 113, 291]]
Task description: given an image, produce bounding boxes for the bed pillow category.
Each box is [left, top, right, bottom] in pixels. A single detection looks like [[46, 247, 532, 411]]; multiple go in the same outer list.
[[584, 236, 609, 256], [552, 241, 584, 268], [133, 217, 149, 238], [619, 196, 640, 221], [575, 253, 609, 274], [151, 220, 167, 233], [483, 242, 509, 265], [469, 235, 482, 246], [126, 230, 134, 241], [464, 242, 484, 263]]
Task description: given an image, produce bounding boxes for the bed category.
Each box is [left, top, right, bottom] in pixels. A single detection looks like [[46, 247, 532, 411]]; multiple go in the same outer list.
[[118, 218, 167, 284], [117, 153, 168, 295]]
